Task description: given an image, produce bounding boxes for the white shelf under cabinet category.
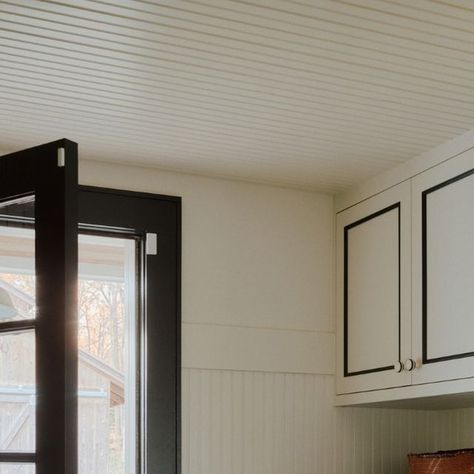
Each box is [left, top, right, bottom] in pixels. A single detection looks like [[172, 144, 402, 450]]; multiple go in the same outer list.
[[335, 377, 474, 410]]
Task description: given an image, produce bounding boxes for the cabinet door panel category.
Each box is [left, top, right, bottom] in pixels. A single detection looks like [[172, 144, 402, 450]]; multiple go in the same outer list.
[[336, 182, 411, 394], [412, 149, 474, 384], [426, 172, 474, 360], [346, 206, 399, 374]]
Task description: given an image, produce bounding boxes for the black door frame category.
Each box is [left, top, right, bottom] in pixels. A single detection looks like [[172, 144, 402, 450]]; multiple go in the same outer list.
[[78, 186, 181, 474]]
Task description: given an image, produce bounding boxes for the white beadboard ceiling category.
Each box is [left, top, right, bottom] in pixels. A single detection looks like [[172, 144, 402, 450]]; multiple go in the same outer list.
[[1, 0, 474, 192]]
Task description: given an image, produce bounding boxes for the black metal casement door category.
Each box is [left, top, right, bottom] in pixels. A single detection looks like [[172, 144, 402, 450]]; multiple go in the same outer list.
[[0, 140, 78, 474]]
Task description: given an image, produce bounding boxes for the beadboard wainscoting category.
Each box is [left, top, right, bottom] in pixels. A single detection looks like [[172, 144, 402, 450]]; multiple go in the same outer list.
[[182, 369, 474, 474], [182, 370, 412, 474], [421, 408, 474, 453]]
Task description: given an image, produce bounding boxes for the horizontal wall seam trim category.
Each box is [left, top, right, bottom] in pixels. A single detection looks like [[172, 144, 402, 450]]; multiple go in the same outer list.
[[180, 365, 334, 375], [182, 321, 334, 335]]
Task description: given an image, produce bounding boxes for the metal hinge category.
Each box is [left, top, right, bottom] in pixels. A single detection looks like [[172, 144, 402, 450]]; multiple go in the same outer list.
[[57, 147, 65, 167], [146, 233, 158, 255]]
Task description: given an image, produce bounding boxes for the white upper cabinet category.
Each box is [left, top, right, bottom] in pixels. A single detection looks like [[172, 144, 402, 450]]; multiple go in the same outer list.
[[336, 182, 412, 395], [412, 149, 474, 385], [336, 147, 474, 405]]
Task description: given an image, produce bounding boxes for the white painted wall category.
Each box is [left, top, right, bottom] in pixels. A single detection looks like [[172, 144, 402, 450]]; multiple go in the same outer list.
[[80, 160, 335, 375], [79, 160, 473, 474]]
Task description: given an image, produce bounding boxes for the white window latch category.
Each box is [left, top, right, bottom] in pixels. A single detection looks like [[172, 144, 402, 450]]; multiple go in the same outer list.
[[57, 147, 65, 167], [146, 233, 158, 255]]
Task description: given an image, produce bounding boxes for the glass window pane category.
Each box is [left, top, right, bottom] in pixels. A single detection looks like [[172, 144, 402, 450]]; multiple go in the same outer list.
[[0, 197, 35, 322], [0, 331, 35, 453], [0, 464, 35, 474], [78, 235, 136, 474]]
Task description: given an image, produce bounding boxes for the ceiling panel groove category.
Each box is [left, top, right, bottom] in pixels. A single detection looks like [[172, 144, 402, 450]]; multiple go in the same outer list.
[[2, 31, 473, 113], [3, 11, 474, 90], [3, 62, 470, 131], [3, 42, 474, 118], [26, 0, 474, 62], [3, 64, 471, 141], [0, 116, 408, 173], [280, 0, 474, 35], [84, 0, 474, 51], [3, 79, 465, 146], [2, 27, 471, 101], [2, 47, 473, 124], [7, 0, 472, 73], [1, 120, 390, 180], [2, 59, 473, 131], [0, 91, 450, 156]]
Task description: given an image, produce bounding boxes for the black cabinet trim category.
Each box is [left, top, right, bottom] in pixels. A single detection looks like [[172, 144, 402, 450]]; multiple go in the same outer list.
[[344, 202, 401, 377], [422, 167, 474, 364]]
